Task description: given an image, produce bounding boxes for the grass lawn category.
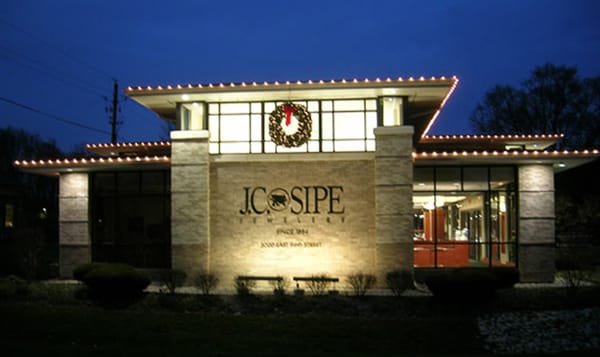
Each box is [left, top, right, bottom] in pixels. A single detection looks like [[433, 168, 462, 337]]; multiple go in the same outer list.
[[1, 301, 483, 357], [1, 281, 599, 356]]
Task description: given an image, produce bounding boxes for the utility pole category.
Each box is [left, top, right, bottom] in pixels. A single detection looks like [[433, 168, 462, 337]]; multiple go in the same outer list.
[[110, 80, 119, 143]]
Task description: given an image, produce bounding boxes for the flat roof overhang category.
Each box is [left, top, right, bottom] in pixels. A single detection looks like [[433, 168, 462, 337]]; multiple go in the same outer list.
[[14, 156, 171, 176], [413, 149, 599, 173], [126, 76, 458, 138]]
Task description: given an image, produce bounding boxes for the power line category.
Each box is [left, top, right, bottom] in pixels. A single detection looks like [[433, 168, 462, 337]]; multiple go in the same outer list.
[[0, 16, 115, 81], [0, 47, 107, 97], [0, 96, 111, 135]]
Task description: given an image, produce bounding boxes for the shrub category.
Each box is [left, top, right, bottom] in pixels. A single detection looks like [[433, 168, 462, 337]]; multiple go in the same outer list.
[[234, 277, 256, 296], [269, 277, 288, 296], [158, 269, 187, 295], [73, 262, 110, 281], [194, 272, 220, 295], [418, 268, 518, 300], [0, 275, 30, 299], [385, 270, 414, 296], [346, 272, 377, 297], [556, 244, 595, 295], [73, 262, 150, 306], [305, 275, 333, 296]]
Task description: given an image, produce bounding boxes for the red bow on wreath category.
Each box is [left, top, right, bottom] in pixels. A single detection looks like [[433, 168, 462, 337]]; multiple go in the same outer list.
[[282, 104, 295, 126]]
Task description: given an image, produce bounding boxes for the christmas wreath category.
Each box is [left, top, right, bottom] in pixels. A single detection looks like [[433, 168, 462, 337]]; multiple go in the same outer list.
[[269, 103, 312, 148]]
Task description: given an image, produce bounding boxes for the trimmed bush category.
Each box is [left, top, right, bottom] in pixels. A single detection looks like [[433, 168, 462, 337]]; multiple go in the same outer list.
[[305, 275, 333, 296], [158, 269, 187, 294], [417, 267, 518, 300], [0, 275, 30, 299], [385, 270, 414, 296], [269, 277, 288, 296], [73, 262, 112, 281], [194, 272, 220, 295], [234, 277, 256, 296], [346, 272, 377, 297], [73, 262, 150, 306]]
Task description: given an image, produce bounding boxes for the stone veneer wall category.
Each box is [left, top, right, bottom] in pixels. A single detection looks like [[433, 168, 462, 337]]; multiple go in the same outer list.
[[58, 173, 90, 277], [170, 130, 210, 280], [518, 164, 556, 282], [209, 155, 376, 285], [374, 126, 414, 284]]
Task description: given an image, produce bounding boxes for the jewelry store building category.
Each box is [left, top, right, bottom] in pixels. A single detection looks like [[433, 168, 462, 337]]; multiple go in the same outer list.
[[16, 76, 599, 287]]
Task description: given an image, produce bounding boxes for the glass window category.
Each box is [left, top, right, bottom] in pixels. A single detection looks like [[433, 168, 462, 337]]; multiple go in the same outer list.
[[334, 99, 364, 111], [118, 172, 139, 194], [413, 166, 517, 269], [250, 102, 262, 113], [4, 204, 14, 228], [307, 101, 319, 112], [141, 172, 165, 194], [208, 115, 220, 139], [490, 167, 516, 190], [366, 112, 377, 139], [220, 103, 249, 114], [334, 112, 365, 139], [321, 113, 334, 139], [250, 115, 262, 141], [365, 99, 377, 111], [207, 99, 377, 154], [94, 173, 115, 194], [463, 167, 488, 190], [220, 115, 249, 141], [414, 168, 433, 191], [435, 167, 461, 191], [91, 171, 170, 269], [335, 140, 365, 152]]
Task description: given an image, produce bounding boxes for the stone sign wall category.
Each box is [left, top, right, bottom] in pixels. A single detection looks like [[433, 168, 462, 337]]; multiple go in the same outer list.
[[209, 158, 375, 282]]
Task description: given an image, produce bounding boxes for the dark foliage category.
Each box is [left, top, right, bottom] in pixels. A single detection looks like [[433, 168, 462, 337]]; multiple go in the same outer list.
[[470, 63, 600, 150], [1, 128, 62, 278], [73, 262, 150, 306], [0, 275, 30, 299], [347, 272, 377, 296], [385, 270, 414, 296], [417, 268, 519, 301], [193, 272, 220, 295], [158, 269, 187, 294]]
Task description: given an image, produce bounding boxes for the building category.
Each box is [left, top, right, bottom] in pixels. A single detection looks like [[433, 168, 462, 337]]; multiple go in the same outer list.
[[15, 76, 599, 288]]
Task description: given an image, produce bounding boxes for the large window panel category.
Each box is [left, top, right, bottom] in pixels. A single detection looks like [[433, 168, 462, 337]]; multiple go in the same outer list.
[[334, 99, 365, 111], [490, 167, 516, 190], [463, 167, 488, 191], [91, 171, 171, 269], [334, 112, 366, 139], [435, 167, 461, 191], [250, 114, 262, 141], [413, 166, 517, 269], [321, 113, 334, 139], [220, 103, 250, 114], [219, 115, 250, 141], [207, 99, 377, 154], [335, 140, 365, 152], [414, 167, 434, 191]]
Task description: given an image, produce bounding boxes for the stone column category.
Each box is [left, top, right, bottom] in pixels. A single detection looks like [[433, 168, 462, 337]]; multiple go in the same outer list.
[[518, 164, 555, 282], [170, 130, 210, 279], [58, 173, 90, 278], [374, 126, 414, 284]]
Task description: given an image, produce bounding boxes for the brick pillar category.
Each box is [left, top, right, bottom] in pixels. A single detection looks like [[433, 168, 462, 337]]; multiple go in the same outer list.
[[170, 130, 210, 279], [58, 173, 90, 278], [518, 164, 555, 282], [374, 126, 414, 285]]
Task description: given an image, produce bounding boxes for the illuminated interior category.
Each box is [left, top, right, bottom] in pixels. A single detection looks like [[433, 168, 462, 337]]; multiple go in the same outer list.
[[413, 166, 517, 268], [200, 99, 378, 154]]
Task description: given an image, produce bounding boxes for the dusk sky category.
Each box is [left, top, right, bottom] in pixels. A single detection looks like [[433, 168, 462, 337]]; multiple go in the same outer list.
[[1, 0, 599, 152]]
